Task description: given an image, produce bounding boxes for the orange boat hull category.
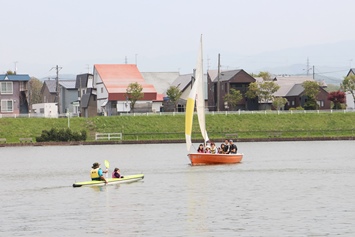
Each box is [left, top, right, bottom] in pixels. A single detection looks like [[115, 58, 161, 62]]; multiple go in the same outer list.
[[188, 153, 243, 166]]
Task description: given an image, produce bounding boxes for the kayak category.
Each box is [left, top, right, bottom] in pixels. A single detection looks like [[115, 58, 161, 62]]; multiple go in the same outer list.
[[73, 174, 144, 188]]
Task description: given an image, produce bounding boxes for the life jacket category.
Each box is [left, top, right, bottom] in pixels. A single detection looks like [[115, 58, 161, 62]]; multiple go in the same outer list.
[[91, 168, 100, 180]]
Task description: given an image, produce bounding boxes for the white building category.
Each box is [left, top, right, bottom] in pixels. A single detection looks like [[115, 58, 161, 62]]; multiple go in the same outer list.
[[32, 103, 58, 118]]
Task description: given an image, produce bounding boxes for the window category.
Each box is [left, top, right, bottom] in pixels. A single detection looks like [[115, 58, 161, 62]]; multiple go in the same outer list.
[[317, 100, 324, 107], [1, 99, 13, 112], [1, 82, 13, 94]]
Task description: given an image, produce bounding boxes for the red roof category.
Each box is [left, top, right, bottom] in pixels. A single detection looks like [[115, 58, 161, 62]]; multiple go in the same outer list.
[[94, 64, 159, 100]]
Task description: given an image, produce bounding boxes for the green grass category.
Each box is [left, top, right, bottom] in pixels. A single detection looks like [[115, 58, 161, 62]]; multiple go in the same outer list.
[[1, 112, 355, 143]]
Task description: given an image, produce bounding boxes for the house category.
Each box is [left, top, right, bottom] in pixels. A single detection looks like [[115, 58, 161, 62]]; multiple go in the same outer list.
[[41, 79, 78, 114], [207, 69, 257, 111], [75, 73, 97, 117], [344, 68, 355, 109], [93, 64, 162, 116], [162, 72, 210, 112], [256, 76, 331, 110], [141, 72, 180, 95], [0, 74, 30, 115], [41, 80, 56, 104], [142, 72, 180, 112]]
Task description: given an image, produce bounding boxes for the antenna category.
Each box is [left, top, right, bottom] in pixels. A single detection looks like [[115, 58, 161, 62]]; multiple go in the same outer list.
[[14, 61, 18, 74]]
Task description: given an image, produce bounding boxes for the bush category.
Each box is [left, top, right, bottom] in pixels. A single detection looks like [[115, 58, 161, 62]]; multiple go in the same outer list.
[[36, 128, 87, 142], [289, 106, 304, 111]]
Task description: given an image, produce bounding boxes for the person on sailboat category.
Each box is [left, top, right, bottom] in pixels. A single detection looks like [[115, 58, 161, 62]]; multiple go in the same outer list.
[[197, 144, 205, 153], [229, 140, 238, 154], [205, 145, 212, 153], [90, 162, 108, 183], [219, 144, 227, 154], [223, 139, 230, 154], [210, 142, 218, 154]]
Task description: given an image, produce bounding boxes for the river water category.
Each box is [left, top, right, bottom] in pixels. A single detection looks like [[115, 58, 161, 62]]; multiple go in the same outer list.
[[1, 141, 354, 237]]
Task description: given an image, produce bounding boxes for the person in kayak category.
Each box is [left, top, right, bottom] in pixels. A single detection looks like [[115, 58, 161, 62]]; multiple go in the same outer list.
[[90, 162, 108, 183], [112, 168, 124, 178]]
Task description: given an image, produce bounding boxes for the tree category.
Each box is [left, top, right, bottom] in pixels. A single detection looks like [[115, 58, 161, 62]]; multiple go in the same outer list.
[[245, 81, 280, 109], [256, 71, 272, 80], [341, 74, 355, 105], [224, 88, 242, 110], [166, 86, 182, 112], [327, 90, 346, 109], [29, 77, 43, 107], [126, 82, 143, 113], [272, 97, 288, 110], [6, 70, 15, 75], [302, 81, 320, 110]]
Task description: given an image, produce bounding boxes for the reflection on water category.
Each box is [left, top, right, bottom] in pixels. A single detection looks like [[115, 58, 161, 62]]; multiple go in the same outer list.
[[1, 141, 355, 236]]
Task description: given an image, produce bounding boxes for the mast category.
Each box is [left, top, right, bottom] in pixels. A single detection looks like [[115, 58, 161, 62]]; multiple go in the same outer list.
[[217, 53, 220, 111]]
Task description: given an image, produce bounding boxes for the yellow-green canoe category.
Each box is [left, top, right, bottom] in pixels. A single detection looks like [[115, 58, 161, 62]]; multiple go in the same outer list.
[[73, 174, 144, 188]]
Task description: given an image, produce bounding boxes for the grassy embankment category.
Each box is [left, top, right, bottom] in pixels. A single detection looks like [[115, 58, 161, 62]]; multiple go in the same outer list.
[[1, 112, 355, 143]]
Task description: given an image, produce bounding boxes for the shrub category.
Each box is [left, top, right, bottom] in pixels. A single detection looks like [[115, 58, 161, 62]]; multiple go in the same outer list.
[[36, 128, 87, 142]]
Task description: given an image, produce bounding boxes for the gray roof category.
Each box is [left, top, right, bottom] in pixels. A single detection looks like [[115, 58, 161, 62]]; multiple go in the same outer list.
[[44, 79, 76, 93], [171, 73, 193, 91], [81, 93, 90, 108], [255, 75, 314, 97], [210, 69, 242, 82], [286, 84, 305, 96], [59, 80, 76, 89], [44, 80, 56, 93], [141, 72, 180, 94], [75, 73, 92, 89], [171, 73, 208, 100], [0, 74, 30, 81]]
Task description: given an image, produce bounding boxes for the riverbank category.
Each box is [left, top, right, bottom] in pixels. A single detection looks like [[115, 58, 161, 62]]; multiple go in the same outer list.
[[1, 111, 355, 144], [0, 135, 354, 148]]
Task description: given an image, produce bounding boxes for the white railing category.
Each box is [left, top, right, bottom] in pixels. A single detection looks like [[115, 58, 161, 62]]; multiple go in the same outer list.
[[95, 133, 122, 141], [1, 109, 355, 119]]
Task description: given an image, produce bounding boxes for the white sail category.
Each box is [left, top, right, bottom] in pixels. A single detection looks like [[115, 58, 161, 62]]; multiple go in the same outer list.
[[185, 35, 209, 152], [195, 36, 209, 144]]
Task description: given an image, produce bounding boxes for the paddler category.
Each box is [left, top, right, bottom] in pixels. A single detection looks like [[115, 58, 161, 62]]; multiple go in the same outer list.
[[90, 162, 108, 183]]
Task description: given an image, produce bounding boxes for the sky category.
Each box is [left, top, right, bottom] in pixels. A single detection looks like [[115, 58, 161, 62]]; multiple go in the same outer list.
[[1, 0, 355, 79]]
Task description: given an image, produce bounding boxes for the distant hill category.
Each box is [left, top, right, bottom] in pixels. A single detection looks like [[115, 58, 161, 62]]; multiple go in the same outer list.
[[40, 74, 76, 81], [237, 40, 354, 84]]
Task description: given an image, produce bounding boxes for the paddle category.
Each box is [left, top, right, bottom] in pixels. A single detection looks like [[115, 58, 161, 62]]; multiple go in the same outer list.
[[104, 160, 110, 179]]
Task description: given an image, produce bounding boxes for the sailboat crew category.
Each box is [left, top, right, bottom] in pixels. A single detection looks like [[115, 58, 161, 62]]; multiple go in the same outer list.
[[229, 140, 237, 154], [223, 139, 230, 154], [90, 162, 108, 183]]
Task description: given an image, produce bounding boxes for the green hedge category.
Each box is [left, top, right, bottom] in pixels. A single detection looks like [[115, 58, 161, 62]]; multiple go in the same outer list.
[[36, 128, 87, 142]]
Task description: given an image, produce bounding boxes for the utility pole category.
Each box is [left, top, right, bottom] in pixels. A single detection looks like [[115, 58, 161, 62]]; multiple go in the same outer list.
[[306, 57, 310, 76], [217, 53, 220, 111], [51, 65, 62, 114], [312, 65, 315, 79]]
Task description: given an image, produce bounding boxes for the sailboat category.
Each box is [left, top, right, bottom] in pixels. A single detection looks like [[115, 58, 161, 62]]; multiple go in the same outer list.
[[185, 36, 243, 166]]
